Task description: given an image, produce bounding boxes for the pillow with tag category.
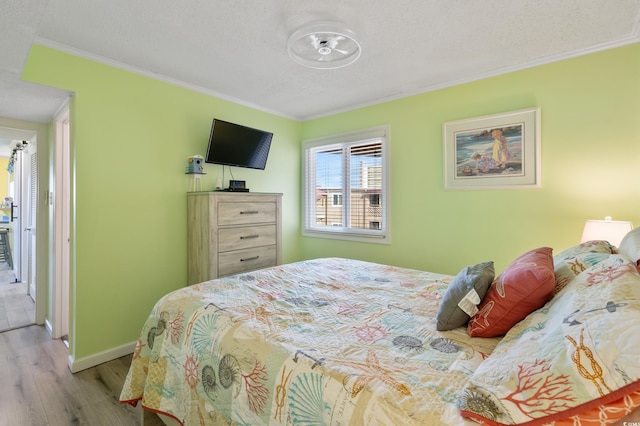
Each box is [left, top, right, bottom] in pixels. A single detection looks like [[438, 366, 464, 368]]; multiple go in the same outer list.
[[436, 261, 495, 331]]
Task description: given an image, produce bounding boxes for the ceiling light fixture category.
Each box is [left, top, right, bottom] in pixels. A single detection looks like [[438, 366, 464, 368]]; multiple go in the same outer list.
[[287, 22, 362, 69]]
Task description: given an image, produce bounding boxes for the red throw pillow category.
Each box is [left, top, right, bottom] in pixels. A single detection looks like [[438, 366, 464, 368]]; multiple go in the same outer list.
[[468, 247, 555, 338]]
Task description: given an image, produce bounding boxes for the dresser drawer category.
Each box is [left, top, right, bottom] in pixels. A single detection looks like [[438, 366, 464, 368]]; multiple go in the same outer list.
[[218, 202, 276, 226], [218, 245, 277, 277], [218, 225, 276, 252]]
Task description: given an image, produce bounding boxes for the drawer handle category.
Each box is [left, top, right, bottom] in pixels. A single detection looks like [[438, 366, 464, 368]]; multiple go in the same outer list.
[[240, 256, 260, 262], [240, 234, 259, 240], [240, 210, 259, 215]]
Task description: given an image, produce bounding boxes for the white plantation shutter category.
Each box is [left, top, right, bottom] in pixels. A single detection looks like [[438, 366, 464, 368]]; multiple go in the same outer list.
[[28, 150, 37, 285], [303, 126, 389, 243]]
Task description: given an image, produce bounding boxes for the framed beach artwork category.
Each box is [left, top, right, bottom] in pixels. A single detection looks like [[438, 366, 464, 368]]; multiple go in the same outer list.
[[442, 107, 541, 190]]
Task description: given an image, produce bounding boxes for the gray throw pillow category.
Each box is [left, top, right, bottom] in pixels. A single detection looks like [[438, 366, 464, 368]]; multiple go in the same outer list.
[[436, 261, 495, 331]]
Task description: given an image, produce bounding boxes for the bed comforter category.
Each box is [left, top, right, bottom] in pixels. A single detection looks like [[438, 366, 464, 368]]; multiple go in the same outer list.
[[120, 250, 640, 425], [120, 258, 500, 425]]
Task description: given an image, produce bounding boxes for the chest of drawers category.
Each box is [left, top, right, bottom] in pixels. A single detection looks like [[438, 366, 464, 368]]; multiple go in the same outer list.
[[187, 192, 282, 284]]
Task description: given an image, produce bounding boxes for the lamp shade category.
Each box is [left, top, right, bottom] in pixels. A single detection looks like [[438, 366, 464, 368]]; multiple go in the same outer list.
[[580, 216, 634, 247]]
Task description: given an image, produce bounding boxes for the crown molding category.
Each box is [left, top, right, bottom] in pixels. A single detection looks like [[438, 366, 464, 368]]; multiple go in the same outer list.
[[33, 37, 299, 121]]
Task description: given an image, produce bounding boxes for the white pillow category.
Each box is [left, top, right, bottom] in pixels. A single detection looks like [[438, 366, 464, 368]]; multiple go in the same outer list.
[[618, 227, 640, 265]]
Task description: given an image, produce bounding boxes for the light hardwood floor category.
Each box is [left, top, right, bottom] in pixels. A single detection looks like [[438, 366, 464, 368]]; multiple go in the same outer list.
[[0, 265, 34, 333], [0, 325, 147, 426]]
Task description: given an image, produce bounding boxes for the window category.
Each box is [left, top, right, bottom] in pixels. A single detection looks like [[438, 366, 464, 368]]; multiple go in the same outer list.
[[303, 126, 389, 243]]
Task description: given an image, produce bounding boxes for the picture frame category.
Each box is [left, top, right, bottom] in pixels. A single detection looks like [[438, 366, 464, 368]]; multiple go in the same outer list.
[[442, 107, 541, 190]]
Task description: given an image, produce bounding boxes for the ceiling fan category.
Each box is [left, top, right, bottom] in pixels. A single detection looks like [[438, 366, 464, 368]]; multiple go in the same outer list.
[[287, 22, 362, 69]]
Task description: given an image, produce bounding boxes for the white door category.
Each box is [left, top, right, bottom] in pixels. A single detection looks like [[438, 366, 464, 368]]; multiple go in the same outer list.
[[25, 143, 37, 299]]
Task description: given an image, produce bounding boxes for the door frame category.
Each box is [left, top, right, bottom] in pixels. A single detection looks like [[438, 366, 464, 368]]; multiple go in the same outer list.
[[51, 105, 71, 339], [11, 141, 23, 282]]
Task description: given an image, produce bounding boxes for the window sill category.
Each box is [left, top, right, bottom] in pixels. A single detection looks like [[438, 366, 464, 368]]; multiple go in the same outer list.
[[302, 229, 390, 244]]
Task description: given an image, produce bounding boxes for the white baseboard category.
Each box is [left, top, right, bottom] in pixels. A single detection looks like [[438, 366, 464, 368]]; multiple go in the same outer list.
[[44, 318, 53, 336], [68, 340, 137, 373]]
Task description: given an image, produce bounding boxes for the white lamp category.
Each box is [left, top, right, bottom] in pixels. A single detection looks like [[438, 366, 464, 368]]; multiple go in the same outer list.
[[580, 216, 634, 247]]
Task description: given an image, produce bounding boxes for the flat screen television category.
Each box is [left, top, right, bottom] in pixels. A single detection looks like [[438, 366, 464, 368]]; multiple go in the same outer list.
[[205, 119, 273, 170]]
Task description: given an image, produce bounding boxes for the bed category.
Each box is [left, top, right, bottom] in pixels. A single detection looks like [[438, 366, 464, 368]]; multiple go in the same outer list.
[[120, 228, 640, 425]]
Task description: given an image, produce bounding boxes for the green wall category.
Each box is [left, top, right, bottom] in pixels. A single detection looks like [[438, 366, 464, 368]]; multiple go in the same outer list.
[[21, 42, 639, 366], [22, 46, 301, 362], [300, 42, 640, 275]]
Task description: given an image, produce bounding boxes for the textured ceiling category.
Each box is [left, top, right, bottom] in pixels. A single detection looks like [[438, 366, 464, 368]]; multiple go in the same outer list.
[[0, 0, 639, 131]]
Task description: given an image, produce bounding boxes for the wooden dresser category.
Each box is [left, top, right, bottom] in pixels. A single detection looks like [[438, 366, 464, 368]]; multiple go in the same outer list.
[[187, 192, 282, 285]]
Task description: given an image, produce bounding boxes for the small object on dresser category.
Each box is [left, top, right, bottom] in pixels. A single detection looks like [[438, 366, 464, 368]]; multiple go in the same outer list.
[[229, 180, 245, 189], [185, 155, 206, 174], [227, 180, 249, 192]]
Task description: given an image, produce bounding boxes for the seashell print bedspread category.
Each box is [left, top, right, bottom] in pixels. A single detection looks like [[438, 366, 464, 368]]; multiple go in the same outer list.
[[120, 257, 500, 425], [458, 253, 640, 425]]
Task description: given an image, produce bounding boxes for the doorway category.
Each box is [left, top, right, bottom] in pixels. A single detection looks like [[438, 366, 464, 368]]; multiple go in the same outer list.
[[0, 130, 37, 333]]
